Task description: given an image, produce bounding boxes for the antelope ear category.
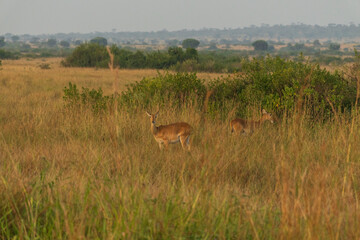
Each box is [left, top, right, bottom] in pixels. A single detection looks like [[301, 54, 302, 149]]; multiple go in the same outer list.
[[262, 109, 268, 114], [155, 110, 159, 116], [145, 111, 151, 117]]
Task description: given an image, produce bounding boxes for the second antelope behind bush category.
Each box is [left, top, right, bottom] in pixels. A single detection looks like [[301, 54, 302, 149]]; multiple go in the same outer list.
[[146, 110, 193, 151], [230, 109, 274, 135]]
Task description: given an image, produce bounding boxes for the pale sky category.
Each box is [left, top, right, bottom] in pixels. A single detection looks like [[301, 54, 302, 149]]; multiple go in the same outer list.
[[1, 0, 360, 35]]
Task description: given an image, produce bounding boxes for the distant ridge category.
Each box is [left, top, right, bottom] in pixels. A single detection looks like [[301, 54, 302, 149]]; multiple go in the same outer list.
[[3, 24, 360, 43]]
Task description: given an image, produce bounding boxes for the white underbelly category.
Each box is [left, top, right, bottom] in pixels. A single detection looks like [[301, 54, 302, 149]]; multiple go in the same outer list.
[[168, 138, 180, 144], [155, 136, 180, 144]]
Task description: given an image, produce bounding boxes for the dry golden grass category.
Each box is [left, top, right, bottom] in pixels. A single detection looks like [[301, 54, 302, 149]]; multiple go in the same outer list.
[[1, 58, 162, 94], [1, 58, 360, 239], [1, 58, 223, 91]]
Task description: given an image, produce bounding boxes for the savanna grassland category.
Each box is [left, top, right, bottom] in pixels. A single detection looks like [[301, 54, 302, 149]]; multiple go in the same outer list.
[[1, 58, 360, 239]]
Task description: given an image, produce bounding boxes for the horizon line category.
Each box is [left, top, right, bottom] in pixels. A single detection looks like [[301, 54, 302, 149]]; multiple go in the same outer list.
[[2, 22, 360, 36]]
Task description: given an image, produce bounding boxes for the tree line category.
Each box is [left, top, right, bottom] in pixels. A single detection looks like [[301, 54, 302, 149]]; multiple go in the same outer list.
[[61, 43, 200, 69]]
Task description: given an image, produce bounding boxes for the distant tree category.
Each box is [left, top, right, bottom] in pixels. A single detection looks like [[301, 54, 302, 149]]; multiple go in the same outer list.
[[329, 43, 340, 51], [252, 40, 268, 51], [166, 39, 180, 47], [127, 50, 146, 68], [113, 48, 133, 68], [0, 49, 15, 59], [47, 38, 57, 47], [11, 35, 20, 42], [30, 37, 40, 44], [208, 42, 218, 50], [219, 39, 232, 45], [90, 37, 108, 46], [182, 38, 200, 49], [267, 45, 275, 51], [292, 43, 305, 51], [313, 39, 321, 46], [0, 37, 5, 48], [22, 43, 31, 50], [61, 43, 108, 68], [150, 39, 159, 45], [168, 46, 184, 63], [74, 40, 83, 46], [60, 40, 70, 48], [184, 48, 198, 61]]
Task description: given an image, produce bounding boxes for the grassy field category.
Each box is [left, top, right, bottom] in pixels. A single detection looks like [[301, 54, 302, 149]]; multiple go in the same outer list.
[[1, 58, 360, 239]]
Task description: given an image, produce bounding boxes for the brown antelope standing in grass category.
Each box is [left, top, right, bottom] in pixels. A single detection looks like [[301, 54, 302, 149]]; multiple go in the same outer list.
[[230, 109, 274, 135], [146, 110, 193, 151]]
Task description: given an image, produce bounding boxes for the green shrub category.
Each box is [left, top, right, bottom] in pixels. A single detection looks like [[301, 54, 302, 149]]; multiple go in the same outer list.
[[39, 63, 51, 69], [329, 43, 340, 51], [207, 74, 248, 118], [63, 82, 112, 113], [90, 37, 108, 46], [182, 38, 200, 49], [146, 51, 172, 69], [61, 43, 109, 68], [63, 82, 80, 107], [208, 56, 355, 119], [252, 40, 268, 51], [314, 55, 343, 65], [62, 43, 202, 70], [63, 56, 357, 120], [126, 50, 146, 69], [170, 59, 200, 72], [120, 72, 207, 110], [80, 87, 113, 113], [0, 49, 17, 59], [168, 46, 185, 64]]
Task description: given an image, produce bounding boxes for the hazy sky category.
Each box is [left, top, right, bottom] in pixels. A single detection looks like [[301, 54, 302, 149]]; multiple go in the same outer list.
[[1, 0, 360, 35]]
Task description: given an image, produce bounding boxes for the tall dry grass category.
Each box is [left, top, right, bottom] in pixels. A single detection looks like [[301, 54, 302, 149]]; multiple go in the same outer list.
[[1, 58, 360, 239]]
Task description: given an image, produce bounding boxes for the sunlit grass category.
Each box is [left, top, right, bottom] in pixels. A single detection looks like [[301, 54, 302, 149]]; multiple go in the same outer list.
[[0, 58, 360, 239]]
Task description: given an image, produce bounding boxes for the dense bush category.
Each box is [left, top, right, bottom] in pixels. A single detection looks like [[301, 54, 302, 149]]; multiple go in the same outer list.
[[0, 49, 18, 59], [182, 38, 200, 49], [90, 37, 108, 46], [61, 43, 199, 69], [0, 36, 5, 47], [63, 82, 113, 113], [60, 41, 358, 73], [59, 40, 70, 48], [145, 51, 171, 69], [276, 44, 319, 57], [63, 72, 207, 113], [313, 55, 344, 65], [63, 56, 357, 121], [61, 43, 109, 68], [47, 39, 57, 47], [171, 51, 245, 73], [252, 40, 268, 51], [120, 72, 207, 109], [39, 63, 51, 69], [209, 56, 356, 119], [329, 43, 341, 51]]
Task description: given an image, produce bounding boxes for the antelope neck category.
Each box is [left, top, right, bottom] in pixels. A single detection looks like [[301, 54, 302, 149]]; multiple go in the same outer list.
[[150, 122, 158, 135]]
